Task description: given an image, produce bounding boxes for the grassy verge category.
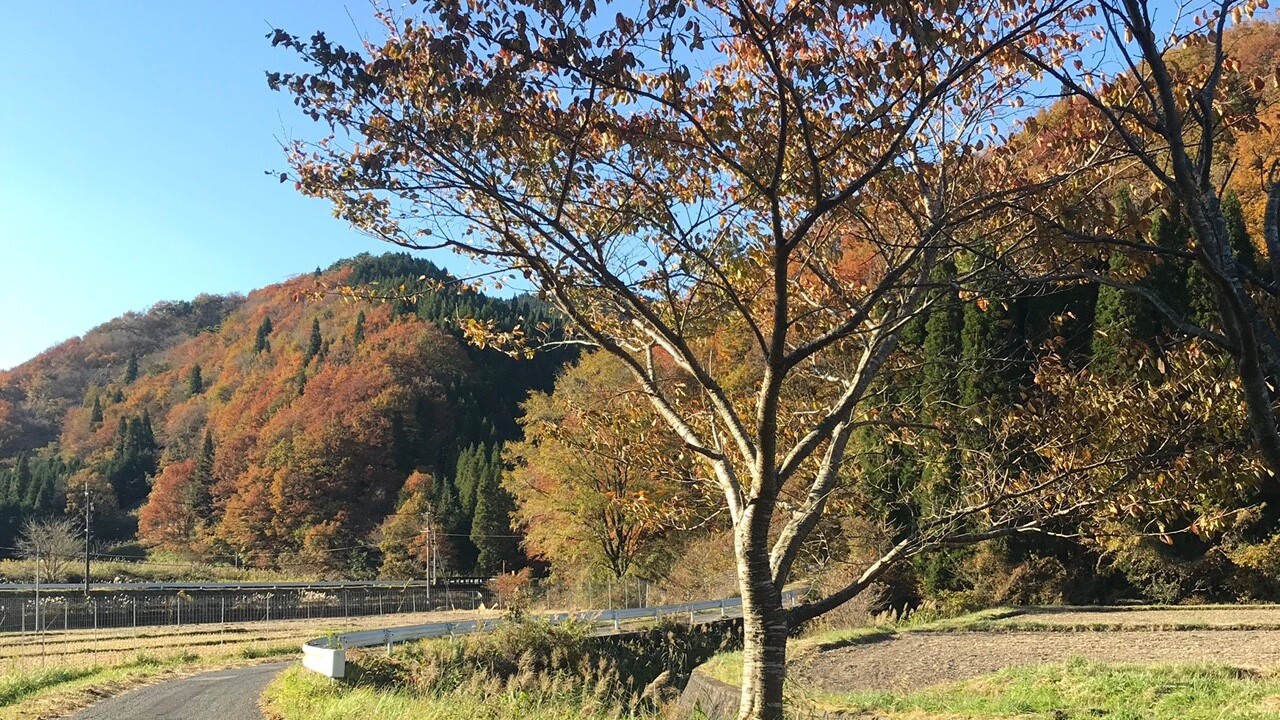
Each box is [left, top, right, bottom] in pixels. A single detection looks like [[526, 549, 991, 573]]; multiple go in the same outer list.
[[803, 659, 1280, 720], [262, 665, 626, 720]]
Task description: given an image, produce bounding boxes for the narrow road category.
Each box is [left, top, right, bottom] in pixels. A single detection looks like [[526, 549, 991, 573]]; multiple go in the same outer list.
[[67, 662, 289, 720]]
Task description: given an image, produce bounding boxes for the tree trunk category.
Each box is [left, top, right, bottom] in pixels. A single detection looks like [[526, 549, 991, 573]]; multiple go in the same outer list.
[[736, 529, 787, 720]]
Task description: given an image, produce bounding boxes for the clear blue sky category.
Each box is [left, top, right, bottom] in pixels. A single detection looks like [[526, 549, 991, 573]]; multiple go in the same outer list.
[[0, 2, 463, 370]]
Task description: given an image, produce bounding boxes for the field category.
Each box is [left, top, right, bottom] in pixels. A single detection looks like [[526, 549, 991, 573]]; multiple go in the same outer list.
[[0, 607, 496, 720], [698, 606, 1280, 719]]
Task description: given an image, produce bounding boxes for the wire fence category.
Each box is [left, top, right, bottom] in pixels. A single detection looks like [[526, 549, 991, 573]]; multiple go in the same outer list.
[[0, 584, 486, 634]]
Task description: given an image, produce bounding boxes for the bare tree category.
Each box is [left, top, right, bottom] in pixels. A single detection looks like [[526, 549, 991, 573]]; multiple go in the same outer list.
[[17, 517, 82, 583]]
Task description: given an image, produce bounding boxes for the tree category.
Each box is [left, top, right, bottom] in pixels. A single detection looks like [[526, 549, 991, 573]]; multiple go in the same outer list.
[[305, 319, 322, 363], [353, 310, 366, 347], [89, 396, 104, 427], [509, 352, 708, 581], [16, 517, 82, 582], [122, 353, 139, 384], [470, 458, 518, 575], [271, 4, 1154, 716], [1022, 5, 1280, 482], [254, 316, 273, 354], [186, 364, 204, 397], [138, 460, 201, 550]]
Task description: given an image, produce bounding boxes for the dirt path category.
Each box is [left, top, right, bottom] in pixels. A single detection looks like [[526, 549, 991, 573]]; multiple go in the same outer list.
[[798, 607, 1280, 694]]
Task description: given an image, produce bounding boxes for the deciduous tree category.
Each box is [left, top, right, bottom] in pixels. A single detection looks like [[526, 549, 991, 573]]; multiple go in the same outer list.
[[270, 3, 1152, 716]]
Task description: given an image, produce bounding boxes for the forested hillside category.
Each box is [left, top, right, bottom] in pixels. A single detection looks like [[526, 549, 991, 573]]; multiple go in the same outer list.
[[0, 253, 571, 575]]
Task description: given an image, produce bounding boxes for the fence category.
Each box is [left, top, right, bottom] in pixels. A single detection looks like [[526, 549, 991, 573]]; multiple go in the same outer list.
[[0, 583, 486, 634]]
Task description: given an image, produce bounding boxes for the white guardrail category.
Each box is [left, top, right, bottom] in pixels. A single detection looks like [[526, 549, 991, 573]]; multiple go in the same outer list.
[[302, 589, 803, 678]]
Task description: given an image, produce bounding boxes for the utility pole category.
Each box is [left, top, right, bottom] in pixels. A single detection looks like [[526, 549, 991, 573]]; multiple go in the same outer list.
[[83, 480, 91, 597], [422, 508, 433, 602]]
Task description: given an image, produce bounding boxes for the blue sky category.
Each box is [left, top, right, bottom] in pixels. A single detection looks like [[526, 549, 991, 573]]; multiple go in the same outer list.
[[0, 2, 466, 370]]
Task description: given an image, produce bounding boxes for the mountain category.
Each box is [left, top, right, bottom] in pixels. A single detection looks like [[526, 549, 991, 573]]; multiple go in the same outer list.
[[0, 253, 572, 576]]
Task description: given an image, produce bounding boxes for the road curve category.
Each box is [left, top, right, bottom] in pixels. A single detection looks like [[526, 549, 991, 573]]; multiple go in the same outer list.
[[67, 662, 289, 720]]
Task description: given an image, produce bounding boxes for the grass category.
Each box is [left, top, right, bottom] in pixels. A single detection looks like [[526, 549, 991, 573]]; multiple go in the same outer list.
[[262, 665, 632, 720], [803, 660, 1280, 720]]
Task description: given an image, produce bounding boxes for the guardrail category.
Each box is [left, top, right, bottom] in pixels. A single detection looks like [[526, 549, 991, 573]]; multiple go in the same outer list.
[[302, 589, 803, 678]]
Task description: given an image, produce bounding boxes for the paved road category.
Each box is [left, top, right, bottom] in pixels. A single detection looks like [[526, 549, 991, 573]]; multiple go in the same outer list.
[[68, 663, 289, 720]]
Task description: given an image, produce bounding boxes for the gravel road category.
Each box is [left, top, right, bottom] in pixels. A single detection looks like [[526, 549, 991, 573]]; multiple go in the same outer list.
[[66, 662, 289, 720]]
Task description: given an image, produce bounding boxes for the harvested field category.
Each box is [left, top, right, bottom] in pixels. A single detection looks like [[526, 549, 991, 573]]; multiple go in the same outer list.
[[0, 608, 497, 674], [796, 606, 1280, 694]]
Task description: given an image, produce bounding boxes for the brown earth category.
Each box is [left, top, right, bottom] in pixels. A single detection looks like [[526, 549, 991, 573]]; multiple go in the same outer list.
[[797, 607, 1280, 694]]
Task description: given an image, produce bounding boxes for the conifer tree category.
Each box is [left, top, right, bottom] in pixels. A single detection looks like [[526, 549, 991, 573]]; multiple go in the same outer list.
[[254, 317, 273, 354], [353, 311, 366, 347], [194, 430, 215, 515], [959, 299, 1016, 407], [1092, 253, 1154, 379], [186, 364, 204, 396], [306, 319, 322, 363], [920, 260, 963, 412], [470, 449, 518, 575], [122, 353, 139, 384], [90, 396, 104, 426]]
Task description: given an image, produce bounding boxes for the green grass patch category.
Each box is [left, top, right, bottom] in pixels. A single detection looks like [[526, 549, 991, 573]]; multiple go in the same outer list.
[[263, 665, 634, 720], [0, 667, 100, 708], [806, 660, 1280, 719]]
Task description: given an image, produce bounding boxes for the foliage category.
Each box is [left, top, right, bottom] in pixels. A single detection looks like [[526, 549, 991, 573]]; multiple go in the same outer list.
[[509, 352, 711, 582]]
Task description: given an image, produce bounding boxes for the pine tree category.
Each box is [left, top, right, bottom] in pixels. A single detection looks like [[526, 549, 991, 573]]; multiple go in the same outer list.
[[194, 430, 215, 515], [470, 447, 518, 575], [122, 353, 139, 384], [254, 317, 273, 354], [1092, 253, 1155, 379], [90, 396, 104, 427], [1223, 192, 1257, 273], [186, 364, 204, 396], [353, 311, 366, 347], [959, 299, 1015, 408], [920, 260, 963, 413], [306, 319, 322, 363], [107, 413, 160, 508]]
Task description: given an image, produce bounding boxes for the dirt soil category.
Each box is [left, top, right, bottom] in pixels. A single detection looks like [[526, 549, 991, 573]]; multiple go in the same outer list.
[[798, 607, 1280, 694]]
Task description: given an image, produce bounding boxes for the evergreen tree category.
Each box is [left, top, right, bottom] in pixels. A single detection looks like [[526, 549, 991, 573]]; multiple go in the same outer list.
[[194, 430, 215, 515], [306, 319, 322, 363], [14, 455, 32, 511], [1223, 192, 1257, 273], [470, 446, 518, 574], [959, 299, 1016, 408], [920, 260, 963, 413], [1092, 253, 1155, 379], [107, 413, 160, 508], [186, 364, 204, 396], [90, 396, 104, 426], [254, 316, 273, 354], [122, 353, 139, 384], [353, 311, 366, 347]]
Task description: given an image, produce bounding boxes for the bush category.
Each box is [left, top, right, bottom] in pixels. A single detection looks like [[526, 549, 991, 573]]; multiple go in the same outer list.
[[350, 616, 742, 716]]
